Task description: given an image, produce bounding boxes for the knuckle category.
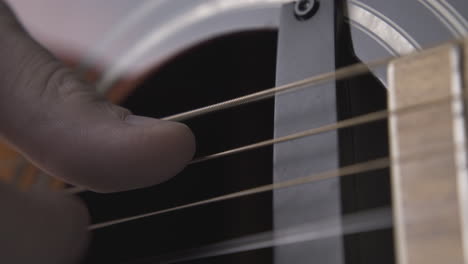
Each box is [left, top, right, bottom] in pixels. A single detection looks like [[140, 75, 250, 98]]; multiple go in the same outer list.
[[43, 65, 81, 99], [40, 62, 97, 107]]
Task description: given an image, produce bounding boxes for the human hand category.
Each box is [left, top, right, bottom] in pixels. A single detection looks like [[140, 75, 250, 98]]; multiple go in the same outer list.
[[0, 1, 195, 262]]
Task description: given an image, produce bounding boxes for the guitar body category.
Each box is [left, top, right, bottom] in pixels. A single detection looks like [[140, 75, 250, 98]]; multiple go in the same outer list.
[[2, 0, 468, 263]]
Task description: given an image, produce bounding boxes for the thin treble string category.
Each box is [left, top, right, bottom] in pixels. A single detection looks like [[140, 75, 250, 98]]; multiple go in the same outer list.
[[89, 157, 391, 230], [89, 90, 468, 229], [161, 37, 466, 122], [189, 91, 467, 164], [0, 50, 390, 182], [68, 90, 466, 194], [3, 39, 465, 189], [59, 55, 392, 193], [90, 135, 466, 230], [62, 56, 392, 193], [162, 56, 392, 122], [0, 39, 461, 171], [0, 55, 390, 192]]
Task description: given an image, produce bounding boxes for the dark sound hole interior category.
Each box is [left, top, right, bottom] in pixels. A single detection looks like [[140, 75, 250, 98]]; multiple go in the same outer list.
[[81, 30, 278, 263]]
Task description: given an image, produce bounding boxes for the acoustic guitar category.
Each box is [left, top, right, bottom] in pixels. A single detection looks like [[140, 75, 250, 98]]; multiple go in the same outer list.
[[2, 0, 468, 263]]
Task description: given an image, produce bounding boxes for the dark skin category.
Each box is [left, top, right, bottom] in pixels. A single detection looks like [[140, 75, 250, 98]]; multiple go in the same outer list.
[[0, 1, 196, 263]]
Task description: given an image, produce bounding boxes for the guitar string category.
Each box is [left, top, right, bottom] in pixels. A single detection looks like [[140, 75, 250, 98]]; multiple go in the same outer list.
[[68, 91, 463, 196], [62, 55, 393, 194], [72, 39, 463, 194], [189, 94, 454, 164], [161, 37, 465, 122], [0, 6, 464, 254], [161, 56, 392, 122], [128, 186, 468, 264], [70, 4, 468, 259], [69, 37, 465, 193], [0, 3, 458, 261], [89, 136, 463, 230], [0, 38, 464, 191], [88, 87, 468, 229], [130, 207, 392, 263], [12, 53, 391, 194], [89, 158, 390, 230], [0, 47, 389, 189]]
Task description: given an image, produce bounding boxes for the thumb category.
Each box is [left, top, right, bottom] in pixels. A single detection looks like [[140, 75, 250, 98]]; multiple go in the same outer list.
[[0, 1, 196, 192]]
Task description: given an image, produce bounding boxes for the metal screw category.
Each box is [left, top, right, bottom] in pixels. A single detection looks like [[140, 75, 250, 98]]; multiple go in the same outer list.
[[294, 0, 319, 21]]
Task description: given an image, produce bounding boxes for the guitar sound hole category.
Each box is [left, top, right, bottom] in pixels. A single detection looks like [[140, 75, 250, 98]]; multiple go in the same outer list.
[[80, 30, 278, 263]]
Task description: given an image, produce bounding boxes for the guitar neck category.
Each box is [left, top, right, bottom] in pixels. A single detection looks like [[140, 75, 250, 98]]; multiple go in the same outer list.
[[389, 39, 468, 264]]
